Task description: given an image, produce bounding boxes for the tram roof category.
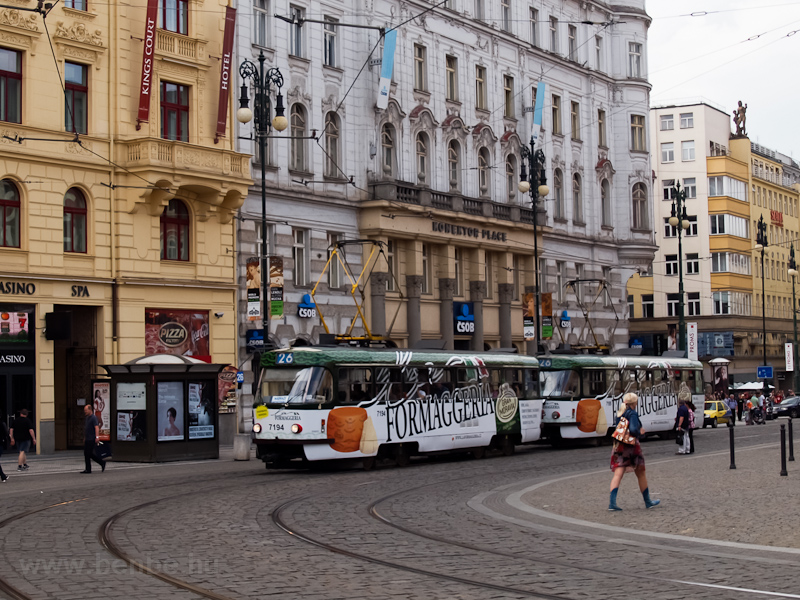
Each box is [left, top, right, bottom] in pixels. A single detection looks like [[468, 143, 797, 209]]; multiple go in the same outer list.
[[539, 355, 703, 370], [260, 347, 540, 369]]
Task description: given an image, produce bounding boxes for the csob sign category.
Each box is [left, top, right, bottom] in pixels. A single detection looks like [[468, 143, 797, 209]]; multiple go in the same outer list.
[[454, 302, 475, 335], [297, 294, 317, 319]]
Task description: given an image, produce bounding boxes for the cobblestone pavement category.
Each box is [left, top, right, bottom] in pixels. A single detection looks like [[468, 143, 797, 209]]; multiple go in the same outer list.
[[0, 421, 796, 600]]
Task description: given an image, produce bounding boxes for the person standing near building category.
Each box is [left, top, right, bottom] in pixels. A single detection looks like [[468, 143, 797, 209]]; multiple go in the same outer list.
[[737, 393, 744, 422], [9, 409, 35, 471], [81, 404, 106, 474], [675, 397, 691, 455]]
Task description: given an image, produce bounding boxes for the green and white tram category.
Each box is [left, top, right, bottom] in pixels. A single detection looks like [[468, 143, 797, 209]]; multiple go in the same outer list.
[[252, 347, 542, 468], [538, 355, 705, 441]]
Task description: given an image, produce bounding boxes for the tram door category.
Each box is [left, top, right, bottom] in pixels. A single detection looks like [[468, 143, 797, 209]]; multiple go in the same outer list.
[[0, 373, 36, 435]]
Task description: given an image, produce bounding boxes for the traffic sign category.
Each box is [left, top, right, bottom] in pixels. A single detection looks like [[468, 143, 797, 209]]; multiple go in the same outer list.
[[757, 365, 773, 379]]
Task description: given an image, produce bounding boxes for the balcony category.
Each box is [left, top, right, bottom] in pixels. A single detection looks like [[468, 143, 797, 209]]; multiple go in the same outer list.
[[117, 138, 250, 179], [156, 30, 207, 64]]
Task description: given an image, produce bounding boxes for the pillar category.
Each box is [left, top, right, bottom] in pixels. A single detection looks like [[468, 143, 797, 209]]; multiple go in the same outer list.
[[439, 278, 456, 350], [370, 272, 388, 338], [406, 275, 423, 347], [498, 283, 514, 349], [469, 280, 485, 351]]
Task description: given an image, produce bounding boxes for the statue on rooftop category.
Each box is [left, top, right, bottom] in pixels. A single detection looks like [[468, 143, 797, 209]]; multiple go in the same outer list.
[[733, 100, 747, 136]]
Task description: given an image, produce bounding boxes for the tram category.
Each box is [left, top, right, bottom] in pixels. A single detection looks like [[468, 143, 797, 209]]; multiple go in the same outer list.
[[252, 347, 543, 469], [538, 355, 705, 441]]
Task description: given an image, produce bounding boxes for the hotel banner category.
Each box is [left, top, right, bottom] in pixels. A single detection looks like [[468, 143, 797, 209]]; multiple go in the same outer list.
[[215, 6, 237, 139], [137, 0, 160, 123]]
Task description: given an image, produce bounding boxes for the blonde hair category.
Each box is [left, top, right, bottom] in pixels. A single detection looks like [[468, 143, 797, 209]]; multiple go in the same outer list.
[[617, 392, 638, 417]]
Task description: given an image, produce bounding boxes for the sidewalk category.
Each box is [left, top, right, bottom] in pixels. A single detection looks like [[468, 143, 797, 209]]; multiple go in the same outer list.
[[521, 440, 800, 549]]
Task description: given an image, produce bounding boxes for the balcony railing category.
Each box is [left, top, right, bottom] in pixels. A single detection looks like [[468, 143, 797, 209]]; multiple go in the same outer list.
[[156, 30, 206, 63], [396, 185, 421, 205], [492, 204, 511, 220], [431, 192, 453, 210], [464, 198, 482, 215], [118, 139, 249, 179]]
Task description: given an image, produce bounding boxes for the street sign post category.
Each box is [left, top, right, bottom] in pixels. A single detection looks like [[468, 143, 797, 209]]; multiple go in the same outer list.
[[757, 365, 774, 379]]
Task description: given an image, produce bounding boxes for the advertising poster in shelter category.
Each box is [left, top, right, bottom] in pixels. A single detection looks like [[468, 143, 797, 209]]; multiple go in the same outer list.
[[145, 309, 210, 362], [270, 256, 284, 319], [117, 382, 147, 441], [188, 381, 215, 439], [157, 381, 185, 441], [92, 381, 111, 441]]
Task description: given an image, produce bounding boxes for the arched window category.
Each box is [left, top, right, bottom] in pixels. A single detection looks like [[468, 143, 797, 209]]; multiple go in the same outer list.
[[160, 198, 189, 261], [290, 103, 307, 171], [506, 155, 517, 201], [0, 179, 20, 248], [448, 140, 461, 191], [553, 168, 564, 219], [632, 182, 648, 229], [572, 173, 582, 222], [416, 132, 428, 184], [478, 147, 490, 196], [63, 188, 87, 253], [381, 124, 395, 176], [601, 179, 612, 227], [324, 112, 340, 177]]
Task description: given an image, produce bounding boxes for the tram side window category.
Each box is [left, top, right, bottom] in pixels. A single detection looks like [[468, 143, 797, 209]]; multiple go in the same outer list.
[[607, 370, 622, 397], [621, 369, 638, 393], [337, 367, 372, 404], [427, 368, 453, 397], [583, 370, 606, 397], [376, 367, 404, 401], [689, 370, 703, 394], [457, 367, 488, 384], [539, 369, 580, 397], [522, 368, 539, 398]]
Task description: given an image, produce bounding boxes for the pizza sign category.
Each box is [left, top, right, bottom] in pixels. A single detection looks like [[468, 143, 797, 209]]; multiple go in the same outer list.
[[158, 322, 188, 347]]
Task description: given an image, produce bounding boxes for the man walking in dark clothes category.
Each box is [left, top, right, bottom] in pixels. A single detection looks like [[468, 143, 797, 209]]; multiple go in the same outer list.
[[9, 409, 35, 471], [81, 404, 105, 474]]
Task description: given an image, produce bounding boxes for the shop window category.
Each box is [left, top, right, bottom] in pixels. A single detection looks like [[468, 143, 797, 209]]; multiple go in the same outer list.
[[63, 188, 87, 253], [160, 198, 190, 261]]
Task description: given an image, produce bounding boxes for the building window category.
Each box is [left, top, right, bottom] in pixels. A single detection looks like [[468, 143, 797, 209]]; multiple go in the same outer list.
[[0, 49, 21, 124], [257, 222, 275, 258], [664, 218, 677, 238], [454, 247, 463, 296], [414, 44, 427, 91], [597, 109, 606, 146], [503, 75, 514, 118], [551, 94, 561, 134], [160, 81, 188, 142], [65, 62, 88, 135], [475, 65, 487, 110], [160, 199, 189, 261], [666, 293, 680, 317], [681, 140, 695, 161], [323, 112, 340, 178], [628, 42, 642, 77], [501, 0, 511, 31], [289, 5, 304, 57], [687, 292, 700, 316], [660, 114, 673, 130], [570, 101, 580, 139], [159, 0, 188, 34], [553, 168, 564, 219], [632, 182, 648, 229], [63, 188, 87, 253], [642, 294, 654, 318], [556, 260, 565, 302], [685, 215, 698, 236], [680, 112, 694, 128], [601, 179, 611, 227], [683, 177, 697, 199], [380, 124, 396, 177], [416, 133, 428, 185], [422, 243, 431, 294], [448, 140, 461, 190], [529, 8, 538, 46], [478, 147, 490, 196], [327, 233, 342, 289], [595, 36, 602, 71], [573, 264, 584, 302], [253, 0, 268, 46], [665, 254, 678, 276], [292, 228, 308, 286], [446, 55, 458, 101], [711, 252, 751, 275], [710, 214, 748, 238], [708, 176, 747, 202], [567, 25, 577, 61], [549, 16, 558, 52], [386, 239, 396, 292], [506, 155, 517, 201], [572, 173, 582, 222], [323, 17, 338, 67], [686, 253, 699, 275], [0, 179, 19, 248], [661, 142, 674, 163], [630, 115, 645, 151], [64, 0, 87, 9], [713, 292, 730, 315], [662, 179, 676, 201], [290, 103, 307, 171], [474, 0, 484, 20]]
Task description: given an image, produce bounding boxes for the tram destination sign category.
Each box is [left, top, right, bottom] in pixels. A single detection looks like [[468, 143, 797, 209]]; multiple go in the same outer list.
[[431, 221, 508, 242]]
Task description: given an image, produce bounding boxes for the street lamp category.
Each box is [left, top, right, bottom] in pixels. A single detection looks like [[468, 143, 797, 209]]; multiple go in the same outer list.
[[789, 243, 799, 392], [237, 51, 287, 339], [755, 214, 768, 370], [669, 181, 690, 354], [518, 137, 548, 356]]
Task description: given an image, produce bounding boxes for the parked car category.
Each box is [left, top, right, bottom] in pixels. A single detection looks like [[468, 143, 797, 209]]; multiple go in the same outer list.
[[703, 401, 733, 428], [775, 396, 800, 419]]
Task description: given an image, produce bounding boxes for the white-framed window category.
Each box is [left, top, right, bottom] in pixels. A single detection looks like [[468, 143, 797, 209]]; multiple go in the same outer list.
[[686, 253, 699, 275], [381, 123, 395, 177], [713, 291, 751, 315], [685, 215, 698, 236], [570, 101, 580, 139], [324, 112, 340, 178], [553, 168, 564, 219], [642, 293, 654, 318], [687, 292, 700, 316], [711, 252, 751, 275], [290, 103, 307, 172], [475, 65, 487, 110], [662, 179, 676, 201], [292, 228, 309, 286], [253, 0, 269, 47], [422, 243, 431, 294], [478, 147, 491, 196], [503, 75, 514, 118], [665, 254, 678, 276], [630, 115, 645, 151], [446, 55, 458, 101], [549, 16, 558, 52], [448, 140, 461, 191], [289, 5, 305, 57], [708, 176, 747, 202], [595, 36, 603, 71], [601, 179, 611, 226], [574, 263, 584, 302], [416, 133, 429, 185], [568, 25, 577, 60], [664, 218, 677, 238], [323, 17, 338, 67], [327, 232, 342, 289], [556, 260, 565, 302], [598, 109, 606, 146], [551, 94, 561, 134], [506, 155, 517, 201], [667, 293, 680, 317], [529, 8, 538, 46], [660, 114, 674, 130], [661, 142, 674, 163], [454, 247, 463, 297], [632, 182, 648, 229], [501, 0, 511, 32], [256, 222, 276, 258], [681, 140, 695, 161], [710, 214, 749, 238], [474, 0, 484, 20], [683, 178, 697, 199], [680, 112, 694, 128], [414, 44, 426, 91], [572, 173, 583, 222], [386, 239, 396, 291], [628, 42, 642, 77]]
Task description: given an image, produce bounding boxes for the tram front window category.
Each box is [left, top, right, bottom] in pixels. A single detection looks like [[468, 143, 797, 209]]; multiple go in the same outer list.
[[539, 370, 580, 398], [263, 367, 333, 404]]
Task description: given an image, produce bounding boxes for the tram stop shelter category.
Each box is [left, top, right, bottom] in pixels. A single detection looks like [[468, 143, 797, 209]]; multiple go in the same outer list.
[[100, 354, 225, 462]]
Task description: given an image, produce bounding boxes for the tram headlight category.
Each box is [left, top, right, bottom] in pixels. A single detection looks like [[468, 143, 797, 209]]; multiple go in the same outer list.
[[551, 411, 561, 420], [252, 423, 262, 433], [291, 424, 303, 434]]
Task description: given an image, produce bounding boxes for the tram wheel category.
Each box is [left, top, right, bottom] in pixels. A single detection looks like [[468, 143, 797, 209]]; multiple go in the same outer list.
[[471, 446, 486, 460], [500, 436, 515, 456], [362, 456, 377, 471], [395, 444, 411, 467]]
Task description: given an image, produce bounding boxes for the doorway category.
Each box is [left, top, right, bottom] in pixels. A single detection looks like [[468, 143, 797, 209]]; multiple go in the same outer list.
[[0, 373, 35, 434]]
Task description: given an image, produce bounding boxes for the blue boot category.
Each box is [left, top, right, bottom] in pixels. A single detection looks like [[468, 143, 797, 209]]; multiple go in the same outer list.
[[608, 488, 622, 511], [642, 487, 661, 509]]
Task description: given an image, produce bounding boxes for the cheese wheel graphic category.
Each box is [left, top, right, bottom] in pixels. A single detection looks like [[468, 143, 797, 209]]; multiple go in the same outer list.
[[595, 403, 608, 435], [327, 407, 368, 453], [359, 416, 378, 454], [576, 399, 602, 433]]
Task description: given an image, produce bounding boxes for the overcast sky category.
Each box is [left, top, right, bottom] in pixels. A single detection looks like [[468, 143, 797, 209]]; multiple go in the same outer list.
[[647, 1, 800, 159]]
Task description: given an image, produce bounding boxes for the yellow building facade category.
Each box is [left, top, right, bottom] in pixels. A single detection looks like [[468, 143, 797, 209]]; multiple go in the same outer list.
[[0, 0, 250, 452]]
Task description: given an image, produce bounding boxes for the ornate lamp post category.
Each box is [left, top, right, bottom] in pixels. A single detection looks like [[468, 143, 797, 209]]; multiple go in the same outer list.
[[669, 181, 690, 353], [789, 243, 799, 392], [518, 137, 548, 356], [237, 52, 288, 339], [755, 214, 769, 370]]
